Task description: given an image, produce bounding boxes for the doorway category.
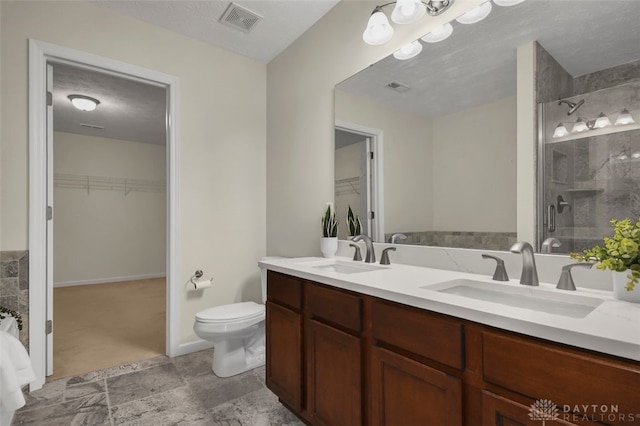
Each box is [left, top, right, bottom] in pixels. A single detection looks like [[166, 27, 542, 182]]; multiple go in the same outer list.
[[29, 40, 180, 390], [334, 121, 384, 242], [48, 62, 167, 380]]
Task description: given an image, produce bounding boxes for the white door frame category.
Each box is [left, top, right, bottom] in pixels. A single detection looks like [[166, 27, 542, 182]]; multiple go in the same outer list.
[[335, 120, 384, 242], [28, 39, 181, 390]]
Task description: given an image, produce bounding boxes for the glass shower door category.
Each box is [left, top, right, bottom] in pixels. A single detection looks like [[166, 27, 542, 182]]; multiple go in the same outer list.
[[539, 82, 640, 253]]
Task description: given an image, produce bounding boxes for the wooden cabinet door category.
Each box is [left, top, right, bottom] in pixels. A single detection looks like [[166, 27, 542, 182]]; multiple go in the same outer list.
[[306, 319, 362, 426], [482, 391, 578, 426], [266, 301, 302, 412], [370, 346, 462, 426]]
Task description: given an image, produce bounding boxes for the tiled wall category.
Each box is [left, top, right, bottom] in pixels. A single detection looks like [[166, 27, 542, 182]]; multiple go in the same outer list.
[[0, 250, 29, 349], [385, 231, 517, 251]]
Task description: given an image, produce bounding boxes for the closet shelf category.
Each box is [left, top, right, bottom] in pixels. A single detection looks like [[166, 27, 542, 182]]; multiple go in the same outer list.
[[335, 176, 360, 196], [54, 173, 166, 195]]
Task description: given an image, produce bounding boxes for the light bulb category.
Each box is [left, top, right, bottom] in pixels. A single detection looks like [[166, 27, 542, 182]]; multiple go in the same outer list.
[[363, 9, 394, 45], [493, 0, 526, 6], [421, 23, 454, 43], [615, 109, 635, 125], [456, 1, 492, 24], [393, 40, 423, 60], [391, 0, 426, 24], [594, 113, 612, 129], [571, 118, 588, 133], [553, 123, 569, 138]]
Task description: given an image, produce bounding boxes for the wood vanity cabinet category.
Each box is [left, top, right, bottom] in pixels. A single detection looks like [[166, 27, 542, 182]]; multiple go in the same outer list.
[[265, 271, 640, 426]]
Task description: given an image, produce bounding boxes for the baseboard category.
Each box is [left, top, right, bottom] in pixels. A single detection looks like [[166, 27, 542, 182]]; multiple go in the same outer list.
[[54, 273, 166, 288], [171, 339, 214, 357]]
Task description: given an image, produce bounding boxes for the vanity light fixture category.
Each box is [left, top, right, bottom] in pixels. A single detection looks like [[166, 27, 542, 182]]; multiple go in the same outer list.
[[593, 112, 612, 129], [363, 0, 454, 46], [421, 22, 454, 43], [553, 109, 636, 139], [615, 108, 635, 125], [493, 0, 525, 6], [571, 118, 588, 133], [456, 1, 492, 24], [553, 123, 570, 138], [68, 94, 100, 112], [393, 40, 423, 60]]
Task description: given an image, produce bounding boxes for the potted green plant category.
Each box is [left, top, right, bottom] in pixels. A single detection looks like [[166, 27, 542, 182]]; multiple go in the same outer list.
[[346, 205, 362, 237], [321, 202, 338, 257], [570, 217, 640, 302]]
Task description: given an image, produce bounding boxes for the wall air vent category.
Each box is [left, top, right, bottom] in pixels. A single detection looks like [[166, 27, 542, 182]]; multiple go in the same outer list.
[[80, 123, 105, 131], [220, 2, 263, 33], [385, 81, 410, 93]]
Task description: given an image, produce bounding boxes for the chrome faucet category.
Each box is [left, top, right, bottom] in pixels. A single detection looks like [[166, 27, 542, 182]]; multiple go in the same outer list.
[[557, 263, 593, 291], [541, 237, 561, 253], [351, 234, 376, 263], [390, 233, 407, 244], [510, 241, 539, 286]]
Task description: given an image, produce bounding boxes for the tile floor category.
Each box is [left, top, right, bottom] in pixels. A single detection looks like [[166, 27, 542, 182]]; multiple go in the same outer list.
[[13, 349, 305, 426]]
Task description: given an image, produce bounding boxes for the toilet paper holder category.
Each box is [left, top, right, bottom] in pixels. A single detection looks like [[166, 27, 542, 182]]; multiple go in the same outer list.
[[190, 270, 204, 288]]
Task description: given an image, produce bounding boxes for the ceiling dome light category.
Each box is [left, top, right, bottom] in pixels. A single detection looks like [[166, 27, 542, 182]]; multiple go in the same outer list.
[[553, 123, 569, 138], [615, 109, 635, 125], [421, 22, 454, 43], [456, 1, 492, 24], [393, 40, 423, 60], [391, 0, 426, 24], [594, 112, 612, 129], [363, 7, 394, 45], [493, 0, 526, 6], [68, 95, 100, 112], [571, 118, 588, 133]]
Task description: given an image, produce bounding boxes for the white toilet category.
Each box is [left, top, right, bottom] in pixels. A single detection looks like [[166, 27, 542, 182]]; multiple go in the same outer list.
[[193, 265, 270, 377]]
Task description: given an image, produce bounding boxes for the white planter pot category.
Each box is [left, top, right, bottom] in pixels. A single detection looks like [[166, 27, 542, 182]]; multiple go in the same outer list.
[[612, 271, 640, 303], [320, 237, 338, 258]]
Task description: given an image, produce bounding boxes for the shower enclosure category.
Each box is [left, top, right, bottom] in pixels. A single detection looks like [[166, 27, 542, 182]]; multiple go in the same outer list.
[[538, 80, 640, 253]]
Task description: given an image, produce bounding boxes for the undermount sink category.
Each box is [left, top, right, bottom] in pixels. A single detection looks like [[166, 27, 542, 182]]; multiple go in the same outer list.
[[297, 259, 386, 274], [422, 279, 604, 319]]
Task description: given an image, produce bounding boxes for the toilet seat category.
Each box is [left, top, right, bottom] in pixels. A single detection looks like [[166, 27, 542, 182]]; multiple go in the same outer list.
[[195, 302, 264, 325]]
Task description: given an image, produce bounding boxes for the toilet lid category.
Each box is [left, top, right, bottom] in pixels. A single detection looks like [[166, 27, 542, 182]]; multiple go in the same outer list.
[[196, 301, 264, 323]]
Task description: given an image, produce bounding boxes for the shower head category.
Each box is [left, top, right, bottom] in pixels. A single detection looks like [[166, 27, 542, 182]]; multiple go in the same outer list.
[[558, 99, 585, 115]]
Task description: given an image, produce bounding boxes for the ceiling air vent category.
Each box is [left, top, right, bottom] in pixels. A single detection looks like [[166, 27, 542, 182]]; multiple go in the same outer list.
[[220, 2, 262, 33], [385, 81, 411, 93], [80, 123, 105, 131]]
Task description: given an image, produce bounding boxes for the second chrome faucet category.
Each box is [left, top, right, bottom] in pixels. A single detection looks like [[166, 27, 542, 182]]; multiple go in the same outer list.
[[510, 241, 539, 286]]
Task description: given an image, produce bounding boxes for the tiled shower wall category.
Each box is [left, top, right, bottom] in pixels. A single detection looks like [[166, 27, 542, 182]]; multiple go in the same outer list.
[[385, 231, 517, 251], [0, 250, 29, 349]]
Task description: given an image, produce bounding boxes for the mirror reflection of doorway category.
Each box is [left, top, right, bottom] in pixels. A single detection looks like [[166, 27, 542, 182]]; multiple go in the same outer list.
[[334, 128, 372, 241]]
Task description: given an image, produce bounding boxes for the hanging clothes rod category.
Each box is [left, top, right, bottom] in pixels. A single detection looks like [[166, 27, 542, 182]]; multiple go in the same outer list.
[[54, 173, 166, 195], [335, 176, 360, 196]]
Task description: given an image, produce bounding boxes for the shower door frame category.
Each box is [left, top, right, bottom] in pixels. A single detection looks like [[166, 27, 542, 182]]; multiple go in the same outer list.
[[536, 103, 546, 252]]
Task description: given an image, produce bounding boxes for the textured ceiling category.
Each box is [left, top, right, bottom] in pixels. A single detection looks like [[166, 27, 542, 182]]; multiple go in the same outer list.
[[337, 0, 640, 119], [89, 0, 341, 63], [53, 63, 167, 145]]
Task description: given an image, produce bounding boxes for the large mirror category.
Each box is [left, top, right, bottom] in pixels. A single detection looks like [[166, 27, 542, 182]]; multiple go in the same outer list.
[[335, 0, 640, 252]]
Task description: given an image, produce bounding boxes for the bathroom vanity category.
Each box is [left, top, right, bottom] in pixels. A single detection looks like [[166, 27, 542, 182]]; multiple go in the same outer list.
[[260, 258, 640, 426]]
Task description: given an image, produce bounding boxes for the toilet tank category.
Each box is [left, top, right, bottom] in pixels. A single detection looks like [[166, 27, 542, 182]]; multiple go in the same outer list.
[[259, 257, 284, 303]]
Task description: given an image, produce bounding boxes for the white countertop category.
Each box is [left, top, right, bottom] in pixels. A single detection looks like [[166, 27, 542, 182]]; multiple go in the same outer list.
[[259, 256, 640, 362]]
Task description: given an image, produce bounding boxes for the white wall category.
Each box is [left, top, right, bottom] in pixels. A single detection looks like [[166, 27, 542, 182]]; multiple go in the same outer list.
[[0, 1, 266, 346], [267, 0, 484, 257], [53, 132, 166, 284], [335, 89, 434, 235], [432, 96, 517, 232]]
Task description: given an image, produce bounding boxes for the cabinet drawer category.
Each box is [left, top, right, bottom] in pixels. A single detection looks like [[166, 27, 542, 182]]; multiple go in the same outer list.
[[482, 330, 640, 424], [372, 300, 464, 370], [267, 271, 302, 310], [305, 282, 362, 333]]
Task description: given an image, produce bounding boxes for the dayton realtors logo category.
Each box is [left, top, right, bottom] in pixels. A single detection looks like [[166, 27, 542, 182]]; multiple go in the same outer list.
[[528, 399, 559, 425], [529, 399, 639, 423]]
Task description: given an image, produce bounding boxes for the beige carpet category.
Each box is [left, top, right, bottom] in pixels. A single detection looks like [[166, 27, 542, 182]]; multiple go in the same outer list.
[[50, 278, 166, 381]]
